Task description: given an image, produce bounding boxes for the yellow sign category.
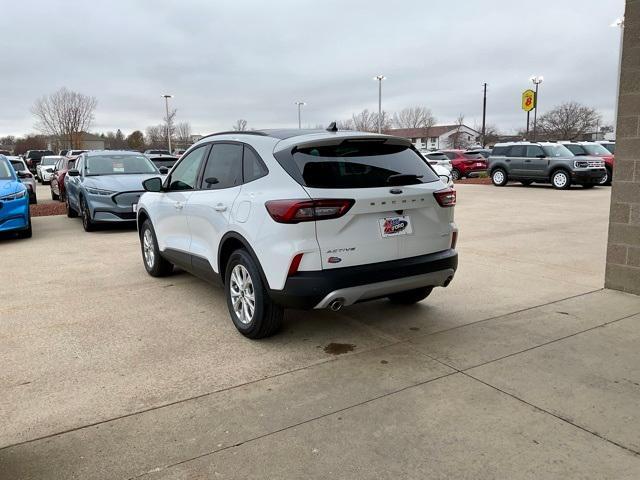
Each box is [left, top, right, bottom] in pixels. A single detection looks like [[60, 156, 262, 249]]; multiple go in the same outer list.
[[522, 89, 536, 112]]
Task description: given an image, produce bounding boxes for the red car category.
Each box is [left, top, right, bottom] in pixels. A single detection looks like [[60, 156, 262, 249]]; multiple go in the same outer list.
[[49, 156, 77, 201], [561, 142, 614, 185], [441, 150, 488, 180]]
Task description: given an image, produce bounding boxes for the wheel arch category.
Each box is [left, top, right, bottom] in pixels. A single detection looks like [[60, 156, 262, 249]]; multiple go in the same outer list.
[[136, 208, 150, 236], [218, 231, 269, 288]]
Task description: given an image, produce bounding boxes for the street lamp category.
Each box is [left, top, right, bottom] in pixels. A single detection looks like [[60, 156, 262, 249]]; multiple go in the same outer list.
[[611, 17, 624, 135], [529, 76, 543, 141], [373, 75, 386, 133], [295, 101, 306, 129], [162, 94, 173, 153]]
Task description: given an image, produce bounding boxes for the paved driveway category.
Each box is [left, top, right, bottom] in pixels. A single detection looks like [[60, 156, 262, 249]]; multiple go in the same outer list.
[[1, 184, 639, 478]]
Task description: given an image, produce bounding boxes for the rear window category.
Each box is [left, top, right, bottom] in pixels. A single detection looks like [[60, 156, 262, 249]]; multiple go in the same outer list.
[[151, 158, 177, 168], [278, 141, 438, 188], [462, 153, 484, 160], [602, 143, 615, 154], [426, 153, 449, 161]]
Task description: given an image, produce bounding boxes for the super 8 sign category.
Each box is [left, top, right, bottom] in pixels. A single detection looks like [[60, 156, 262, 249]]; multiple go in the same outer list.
[[522, 89, 536, 112]]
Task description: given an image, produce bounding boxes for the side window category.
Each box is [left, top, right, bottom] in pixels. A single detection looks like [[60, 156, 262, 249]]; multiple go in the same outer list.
[[243, 146, 268, 183], [491, 146, 507, 156], [201, 143, 243, 190], [443, 151, 457, 160], [75, 157, 83, 174], [526, 146, 545, 157], [169, 146, 208, 190], [510, 146, 526, 157], [68, 159, 76, 170]]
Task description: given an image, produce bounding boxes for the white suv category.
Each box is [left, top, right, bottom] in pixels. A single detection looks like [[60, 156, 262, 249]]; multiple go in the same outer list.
[[136, 127, 458, 338]]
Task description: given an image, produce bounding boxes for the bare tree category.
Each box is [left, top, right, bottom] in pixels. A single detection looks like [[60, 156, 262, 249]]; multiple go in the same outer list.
[[393, 106, 436, 130], [232, 119, 248, 131], [31, 87, 97, 148], [336, 119, 354, 130], [145, 125, 166, 149], [474, 122, 501, 147], [175, 122, 192, 147], [447, 114, 474, 149], [538, 101, 602, 140]]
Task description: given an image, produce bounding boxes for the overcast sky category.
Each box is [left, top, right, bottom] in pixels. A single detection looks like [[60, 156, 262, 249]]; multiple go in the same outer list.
[[0, 0, 625, 137]]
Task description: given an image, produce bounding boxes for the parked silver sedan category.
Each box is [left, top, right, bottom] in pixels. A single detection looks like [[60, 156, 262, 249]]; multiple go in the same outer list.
[[7, 156, 37, 204]]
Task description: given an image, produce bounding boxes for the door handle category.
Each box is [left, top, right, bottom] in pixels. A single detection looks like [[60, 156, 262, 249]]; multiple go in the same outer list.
[[174, 202, 183, 210], [524, 159, 532, 163], [505, 159, 511, 162], [214, 203, 227, 212]]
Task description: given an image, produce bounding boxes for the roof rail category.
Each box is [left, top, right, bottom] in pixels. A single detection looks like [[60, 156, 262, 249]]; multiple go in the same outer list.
[[197, 131, 269, 142]]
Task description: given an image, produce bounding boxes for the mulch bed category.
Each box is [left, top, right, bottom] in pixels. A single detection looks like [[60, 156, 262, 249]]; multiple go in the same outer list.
[[31, 202, 66, 217], [455, 177, 492, 185]]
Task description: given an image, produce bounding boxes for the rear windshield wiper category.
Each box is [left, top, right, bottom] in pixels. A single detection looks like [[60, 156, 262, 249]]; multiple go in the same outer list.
[[386, 173, 423, 186]]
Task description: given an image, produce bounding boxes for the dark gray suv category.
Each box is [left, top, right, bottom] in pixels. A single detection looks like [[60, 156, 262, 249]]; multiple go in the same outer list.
[[488, 142, 606, 189]]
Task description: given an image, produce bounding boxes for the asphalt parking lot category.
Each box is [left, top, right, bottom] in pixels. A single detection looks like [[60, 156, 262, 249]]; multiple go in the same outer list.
[[2, 183, 640, 479]]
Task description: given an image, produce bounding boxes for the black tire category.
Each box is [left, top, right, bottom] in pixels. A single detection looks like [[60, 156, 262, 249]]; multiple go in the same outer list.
[[18, 215, 32, 239], [51, 188, 59, 201], [491, 168, 508, 186], [29, 192, 37, 205], [520, 180, 532, 186], [140, 219, 173, 277], [551, 169, 571, 190], [388, 287, 433, 305], [66, 196, 78, 218], [80, 196, 96, 232], [225, 249, 283, 339], [60, 190, 66, 202], [600, 167, 612, 186], [451, 169, 462, 181]]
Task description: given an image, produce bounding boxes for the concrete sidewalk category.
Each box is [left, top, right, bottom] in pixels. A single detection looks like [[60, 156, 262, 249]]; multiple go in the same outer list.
[[1, 185, 639, 478]]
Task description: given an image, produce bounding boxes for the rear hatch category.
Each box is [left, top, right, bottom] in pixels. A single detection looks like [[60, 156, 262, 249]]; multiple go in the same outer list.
[[275, 137, 453, 269]]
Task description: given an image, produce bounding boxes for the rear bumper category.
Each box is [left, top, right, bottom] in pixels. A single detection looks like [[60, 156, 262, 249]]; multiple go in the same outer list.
[[572, 169, 606, 184], [269, 249, 458, 309]]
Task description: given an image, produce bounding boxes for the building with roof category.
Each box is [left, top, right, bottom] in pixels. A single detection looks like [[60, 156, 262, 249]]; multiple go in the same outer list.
[[385, 124, 480, 150]]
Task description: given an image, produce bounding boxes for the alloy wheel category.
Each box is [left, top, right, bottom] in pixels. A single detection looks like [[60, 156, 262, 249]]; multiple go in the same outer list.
[[230, 264, 256, 324], [143, 228, 155, 268]]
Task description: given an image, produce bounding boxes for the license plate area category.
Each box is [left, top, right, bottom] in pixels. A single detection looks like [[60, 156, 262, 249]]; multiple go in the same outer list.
[[379, 216, 412, 237]]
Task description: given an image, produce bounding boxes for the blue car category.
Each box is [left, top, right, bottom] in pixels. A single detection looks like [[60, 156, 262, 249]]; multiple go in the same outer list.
[[0, 155, 32, 238], [65, 151, 164, 232]]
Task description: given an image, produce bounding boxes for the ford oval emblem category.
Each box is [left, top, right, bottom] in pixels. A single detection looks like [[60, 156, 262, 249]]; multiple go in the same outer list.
[[389, 188, 403, 195], [328, 256, 342, 264]]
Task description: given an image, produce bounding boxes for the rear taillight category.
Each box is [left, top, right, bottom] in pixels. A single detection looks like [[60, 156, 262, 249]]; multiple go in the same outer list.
[[265, 199, 354, 224], [433, 188, 456, 207]]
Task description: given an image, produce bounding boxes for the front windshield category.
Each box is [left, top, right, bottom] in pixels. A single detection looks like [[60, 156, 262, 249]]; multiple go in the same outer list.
[[85, 154, 158, 176], [0, 159, 14, 179], [583, 144, 610, 156], [41, 157, 58, 166], [542, 145, 574, 157]]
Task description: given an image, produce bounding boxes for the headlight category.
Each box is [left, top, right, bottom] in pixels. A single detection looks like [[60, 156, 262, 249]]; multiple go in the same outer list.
[[0, 189, 27, 201], [574, 160, 588, 168], [85, 187, 116, 196]]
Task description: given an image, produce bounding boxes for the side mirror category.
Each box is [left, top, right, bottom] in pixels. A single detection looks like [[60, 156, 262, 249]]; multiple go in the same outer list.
[[159, 166, 169, 174], [536, 154, 546, 158], [67, 169, 80, 177], [17, 171, 28, 179], [143, 177, 163, 192]]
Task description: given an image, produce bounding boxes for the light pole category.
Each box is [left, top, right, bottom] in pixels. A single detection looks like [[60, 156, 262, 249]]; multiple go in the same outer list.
[[295, 101, 306, 129], [373, 75, 386, 133], [611, 17, 624, 136], [481, 83, 487, 146], [530, 76, 543, 141], [162, 94, 173, 153]]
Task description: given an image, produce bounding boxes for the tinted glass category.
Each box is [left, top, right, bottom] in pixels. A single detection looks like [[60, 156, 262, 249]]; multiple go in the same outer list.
[[201, 143, 242, 190], [583, 144, 610, 155], [0, 159, 14, 178], [68, 159, 76, 169], [287, 142, 438, 188], [443, 151, 458, 160], [151, 159, 177, 168], [564, 144, 587, 155], [542, 145, 574, 157], [602, 143, 615, 154], [85, 154, 158, 176], [526, 146, 545, 157], [426, 153, 449, 161], [243, 146, 268, 183], [10, 160, 24, 171], [510, 146, 526, 157], [41, 157, 59, 165], [169, 146, 208, 190], [491, 146, 508, 156], [462, 153, 484, 160]]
